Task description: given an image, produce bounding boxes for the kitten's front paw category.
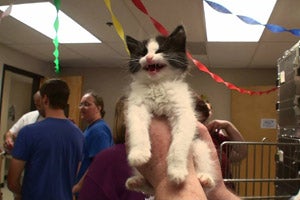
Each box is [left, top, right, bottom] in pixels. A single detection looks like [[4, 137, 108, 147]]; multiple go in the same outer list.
[[128, 149, 151, 166], [197, 173, 215, 188], [167, 166, 188, 184]]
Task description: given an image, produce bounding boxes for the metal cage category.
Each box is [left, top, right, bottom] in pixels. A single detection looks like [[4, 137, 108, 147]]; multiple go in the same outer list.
[[220, 141, 300, 199]]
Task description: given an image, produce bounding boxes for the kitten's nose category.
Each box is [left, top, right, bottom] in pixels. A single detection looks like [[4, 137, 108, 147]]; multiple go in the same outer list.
[[146, 55, 154, 63]]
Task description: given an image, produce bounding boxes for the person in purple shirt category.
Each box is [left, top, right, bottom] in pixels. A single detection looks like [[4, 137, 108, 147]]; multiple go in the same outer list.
[[78, 96, 146, 200]]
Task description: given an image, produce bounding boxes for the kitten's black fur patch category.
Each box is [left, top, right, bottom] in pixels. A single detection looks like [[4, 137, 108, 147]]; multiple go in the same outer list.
[[126, 25, 188, 74]]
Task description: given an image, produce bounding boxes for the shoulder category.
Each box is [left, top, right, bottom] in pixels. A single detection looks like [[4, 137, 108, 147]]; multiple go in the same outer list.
[[92, 120, 111, 131], [93, 145, 125, 164], [22, 110, 39, 118]]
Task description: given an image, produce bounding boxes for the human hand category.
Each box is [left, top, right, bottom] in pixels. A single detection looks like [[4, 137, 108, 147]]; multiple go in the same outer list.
[[135, 117, 207, 200], [72, 183, 81, 194], [4, 133, 15, 151], [206, 119, 230, 133]]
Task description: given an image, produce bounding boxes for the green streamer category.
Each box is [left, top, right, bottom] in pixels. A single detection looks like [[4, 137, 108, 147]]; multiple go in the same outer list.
[[53, 0, 61, 73]]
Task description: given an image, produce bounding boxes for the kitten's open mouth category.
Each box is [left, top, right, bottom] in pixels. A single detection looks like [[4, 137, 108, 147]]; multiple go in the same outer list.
[[143, 64, 165, 73]]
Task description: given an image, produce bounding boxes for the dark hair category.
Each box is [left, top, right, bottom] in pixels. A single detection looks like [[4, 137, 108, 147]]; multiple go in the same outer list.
[[194, 94, 210, 123], [86, 91, 106, 118], [40, 78, 70, 110]]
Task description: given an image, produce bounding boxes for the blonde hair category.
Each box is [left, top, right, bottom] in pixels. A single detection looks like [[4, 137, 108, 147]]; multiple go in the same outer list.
[[112, 96, 127, 144]]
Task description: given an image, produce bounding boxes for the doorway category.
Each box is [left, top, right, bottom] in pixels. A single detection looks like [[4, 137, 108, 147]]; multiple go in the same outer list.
[[0, 64, 42, 185]]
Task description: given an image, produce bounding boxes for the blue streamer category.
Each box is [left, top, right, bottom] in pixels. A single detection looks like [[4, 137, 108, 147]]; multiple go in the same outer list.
[[204, 0, 300, 37]]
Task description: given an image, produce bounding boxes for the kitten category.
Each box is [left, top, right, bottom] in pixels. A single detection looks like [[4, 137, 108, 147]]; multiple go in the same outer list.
[[125, 25, 215, 192]]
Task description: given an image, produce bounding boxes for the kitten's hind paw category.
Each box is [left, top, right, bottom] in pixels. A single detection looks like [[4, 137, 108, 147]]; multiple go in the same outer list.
[[128, 149, 151, 166], [167, 167, 188, 184], [126, 176, 154, 195], [197, 173, 215, 188]]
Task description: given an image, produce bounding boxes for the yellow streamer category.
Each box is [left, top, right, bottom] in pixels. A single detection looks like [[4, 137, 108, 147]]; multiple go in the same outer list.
[[103, 0, 129, 54]]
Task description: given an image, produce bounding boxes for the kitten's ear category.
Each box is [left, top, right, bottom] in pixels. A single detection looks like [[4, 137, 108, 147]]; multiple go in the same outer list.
[[168, 25, 186, 51], [126, 35, 141, 54], [170, 25, 186, 38]]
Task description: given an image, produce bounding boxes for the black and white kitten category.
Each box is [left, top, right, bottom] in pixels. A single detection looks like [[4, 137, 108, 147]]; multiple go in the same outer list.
[[125, 25, 215, 192]]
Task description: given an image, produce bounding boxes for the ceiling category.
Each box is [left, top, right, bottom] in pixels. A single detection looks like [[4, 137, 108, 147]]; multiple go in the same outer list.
[[0, 0, 299, 70]]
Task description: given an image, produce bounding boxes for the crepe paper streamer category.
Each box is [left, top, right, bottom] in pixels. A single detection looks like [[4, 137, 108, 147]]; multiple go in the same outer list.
[[204, 0, 300, 37], [131, 0, 169, 36], [53, 0, 61, 73], [131, 0, 278, 95], [0, 4, 12, 22], [186, 52, 278, 95], [104, 0, 129, 54]]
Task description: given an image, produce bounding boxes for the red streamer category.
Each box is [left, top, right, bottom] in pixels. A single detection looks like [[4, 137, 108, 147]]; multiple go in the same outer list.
[[131, 0, 278, 95]]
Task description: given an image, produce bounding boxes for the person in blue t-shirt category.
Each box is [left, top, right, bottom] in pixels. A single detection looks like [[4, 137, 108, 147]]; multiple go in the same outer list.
[[73, 91, 113, 197], [7, 78, 84, 200]]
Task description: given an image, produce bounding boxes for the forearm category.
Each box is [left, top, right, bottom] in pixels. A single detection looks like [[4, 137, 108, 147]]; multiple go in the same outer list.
[[224, 122, 248, 161], [7, 158, 25, 197], [224, 122, 244, 142]]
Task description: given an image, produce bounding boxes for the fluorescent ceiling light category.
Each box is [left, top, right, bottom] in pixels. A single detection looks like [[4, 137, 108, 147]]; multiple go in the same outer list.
[[204, 0, 277, 42], [0, 2, 101, 43]]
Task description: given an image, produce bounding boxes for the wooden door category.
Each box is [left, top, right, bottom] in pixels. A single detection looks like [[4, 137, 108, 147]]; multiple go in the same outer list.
[[231, 85, 277, 142], [231, 85, 278, 197], [60, 76, 83, 127]]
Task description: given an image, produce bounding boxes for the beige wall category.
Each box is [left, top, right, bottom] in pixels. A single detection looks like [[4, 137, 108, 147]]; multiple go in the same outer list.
[[62, 66, 277, 128], [0, 43, 277, 130]]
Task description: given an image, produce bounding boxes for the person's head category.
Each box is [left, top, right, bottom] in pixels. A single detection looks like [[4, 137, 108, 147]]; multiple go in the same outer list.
[[33, 91, 42, 113], [39, 79, 70, 115], [113, 96, 127, 144], [79, 91, 105, 124], [194, 95, 212, 123]]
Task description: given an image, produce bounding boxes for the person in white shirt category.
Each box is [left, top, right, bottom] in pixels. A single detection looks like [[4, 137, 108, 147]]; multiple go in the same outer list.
[[4, 91, 44, 151]]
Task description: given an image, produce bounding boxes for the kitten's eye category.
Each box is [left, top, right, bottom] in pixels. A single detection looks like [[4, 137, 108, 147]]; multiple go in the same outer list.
[[156, 48, 164, 54], [136, 45, 147, 57], [142, 47, 148, 56], [132, 46, 147, 58]]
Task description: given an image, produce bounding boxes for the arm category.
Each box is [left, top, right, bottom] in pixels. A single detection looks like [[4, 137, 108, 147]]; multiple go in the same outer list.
[[4, 114, 28, 151], [136, 117, 207, 200], [7, 158, 25, 199], [72, 168, 88, 194], [206, 120, 247, 162], [4, 131, 16, 151]]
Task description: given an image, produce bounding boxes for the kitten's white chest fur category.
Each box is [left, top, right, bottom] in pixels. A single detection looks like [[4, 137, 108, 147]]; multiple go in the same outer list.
[[130, 81, 192, 115], [127, 79, 197, 184]]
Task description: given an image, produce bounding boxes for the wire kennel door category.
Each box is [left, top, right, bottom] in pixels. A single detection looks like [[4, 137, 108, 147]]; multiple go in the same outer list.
[[220, 141, 300, 199]]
